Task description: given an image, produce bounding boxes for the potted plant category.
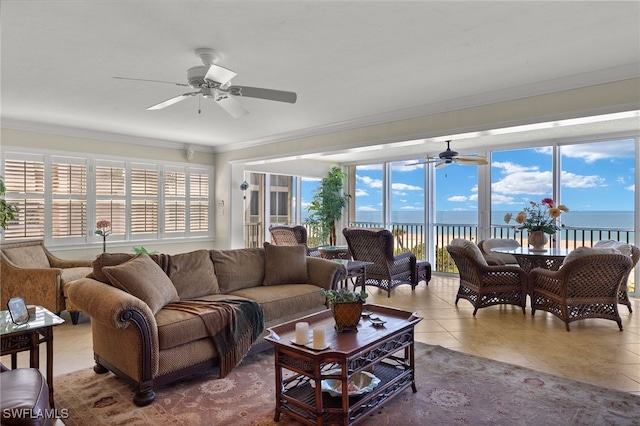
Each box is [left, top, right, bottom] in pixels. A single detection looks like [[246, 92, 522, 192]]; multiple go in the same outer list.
[[321, 287, 368, 332], [305, 166, 350, 246], [0, 176, 19, 231]]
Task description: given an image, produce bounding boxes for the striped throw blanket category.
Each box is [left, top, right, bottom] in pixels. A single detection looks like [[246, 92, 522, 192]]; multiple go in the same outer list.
[[163, 299, 265, 378]]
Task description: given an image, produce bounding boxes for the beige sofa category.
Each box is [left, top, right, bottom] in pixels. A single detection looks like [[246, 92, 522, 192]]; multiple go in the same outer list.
[[67, 244, 344, 406], [0, 240, 92, 324]]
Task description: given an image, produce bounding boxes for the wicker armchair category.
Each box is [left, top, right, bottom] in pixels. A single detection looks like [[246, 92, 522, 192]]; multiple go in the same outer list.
[[477, 238, 521, 266], [342, 227, 430, 297], [268, 225, 321, 257], [593, 240, 639, 313], [446, 239, 527, 315], [529, 248, 633, 331]]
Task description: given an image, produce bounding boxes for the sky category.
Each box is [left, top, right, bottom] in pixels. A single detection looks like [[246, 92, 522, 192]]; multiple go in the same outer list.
[[301, 138, 636, 222]]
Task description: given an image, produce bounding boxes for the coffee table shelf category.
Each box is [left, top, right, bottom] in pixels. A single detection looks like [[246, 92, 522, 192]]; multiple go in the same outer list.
[[266, 304, 421, 425]]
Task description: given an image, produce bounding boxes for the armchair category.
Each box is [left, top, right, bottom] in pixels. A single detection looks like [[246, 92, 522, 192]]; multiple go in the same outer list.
[[592, 240, 639, 313], [446, 239, 527, 315], [529, 247, 633, 331], [342, 227, 430, 297], [0, 240, 92, 324], [268, 224, 321, 257]]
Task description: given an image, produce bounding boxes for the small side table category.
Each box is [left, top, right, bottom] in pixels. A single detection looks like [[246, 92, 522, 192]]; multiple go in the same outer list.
[[331, 259, 374, 290], [0, 306, 64, 406], [318, 246, 350, 260]]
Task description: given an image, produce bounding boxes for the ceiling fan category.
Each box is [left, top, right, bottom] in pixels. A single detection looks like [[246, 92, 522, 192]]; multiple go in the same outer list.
[[114, 48, 297, 118], [406, 140, 488, 168]]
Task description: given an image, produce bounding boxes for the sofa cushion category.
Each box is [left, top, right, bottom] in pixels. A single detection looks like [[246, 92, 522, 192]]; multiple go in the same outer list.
[[91, 253, 136, 284], [263, 242, 308, 286], [211, 248, 265, 293], [2, 245, 50, 268], [102, 253, 179, 314], [230, 284, 325, 324], [155, 294, 249, 350], [162, 250, 219, 299], [562, 246, 621, 265]]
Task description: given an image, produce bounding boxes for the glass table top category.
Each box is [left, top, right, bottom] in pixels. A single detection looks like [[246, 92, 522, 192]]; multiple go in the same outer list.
[[0, 306, 64, 336], [491, 246, 572, 257]]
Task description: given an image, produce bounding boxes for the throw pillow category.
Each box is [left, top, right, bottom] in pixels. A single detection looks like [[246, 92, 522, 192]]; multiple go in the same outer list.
[[102, 253, 179, 314], [562, 246, 621, 266], [164, 250, 219, 299], [450, 239, 487, 266], [211, 248, 265, 293], [593, 239, 632, 256], [91, 253, 136, 284], [263, 242, 309, 286]]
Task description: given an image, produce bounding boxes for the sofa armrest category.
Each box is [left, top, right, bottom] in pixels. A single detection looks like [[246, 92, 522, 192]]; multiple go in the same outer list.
[[306, 257, 345, 290], [66, 278, 157, 331], [0, 253, 62, 313]]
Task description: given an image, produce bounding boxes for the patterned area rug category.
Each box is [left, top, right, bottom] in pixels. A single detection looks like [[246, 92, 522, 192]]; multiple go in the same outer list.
[[54, 343, 640, 426]]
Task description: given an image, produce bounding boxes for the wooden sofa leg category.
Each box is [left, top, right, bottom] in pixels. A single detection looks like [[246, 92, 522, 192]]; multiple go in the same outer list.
[[93, 363, 109, 374], [70, 311, 80, 325], [133, 388, 156, 407]]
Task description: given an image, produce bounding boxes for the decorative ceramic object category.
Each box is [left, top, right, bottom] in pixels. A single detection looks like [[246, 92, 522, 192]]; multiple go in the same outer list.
[[528, 230, 549, 252], [320, 288, 368, 332]]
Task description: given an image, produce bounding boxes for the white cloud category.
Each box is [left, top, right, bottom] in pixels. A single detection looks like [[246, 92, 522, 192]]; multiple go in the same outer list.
[[560, 143, 635, 163], [492, 170, 552, 195], [448, 195, 468, 202], [492, 161, 539, 174], [392, 191, 408, 196], [358, 205, 378, 211], [355, 189, 369, 197], [392, 182, 422, 191], [400, 205, 421, 210], [357, 175, 382, 188], [626, 184, 635, 192], [356, 164, 383, 171], [491, 194, 516, 204], [560, 171, 605, 188], [616, 176, 626, 184]]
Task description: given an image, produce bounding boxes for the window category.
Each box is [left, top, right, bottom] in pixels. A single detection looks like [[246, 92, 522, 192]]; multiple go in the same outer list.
[[1, 150, 213, 246], [3, 154, 45, 239]]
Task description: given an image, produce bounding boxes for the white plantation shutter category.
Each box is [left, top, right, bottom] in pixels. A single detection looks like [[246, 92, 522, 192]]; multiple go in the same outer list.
[[131, 164, 158, 236], [3, 156, 45, 239], [164, 169, 186, 233], [51, 157, 87, 238], [95, 162, 126, 236], [189, 171, 209, 232]]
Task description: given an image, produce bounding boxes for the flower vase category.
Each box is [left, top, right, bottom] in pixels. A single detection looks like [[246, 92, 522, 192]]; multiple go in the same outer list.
[[528, 231, 548, 252], [331, 301, 363, 332], [102, 235, 107, 253]]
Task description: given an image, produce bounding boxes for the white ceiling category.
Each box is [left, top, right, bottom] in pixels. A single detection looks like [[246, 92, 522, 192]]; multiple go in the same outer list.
[[2, 1, 639, 161]]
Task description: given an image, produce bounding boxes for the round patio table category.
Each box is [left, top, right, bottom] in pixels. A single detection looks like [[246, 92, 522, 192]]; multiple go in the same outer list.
[[491, 246, 572, 273]]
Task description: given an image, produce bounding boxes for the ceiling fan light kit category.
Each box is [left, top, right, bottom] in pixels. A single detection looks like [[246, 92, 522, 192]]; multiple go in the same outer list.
[[119, 48, 297, 117]]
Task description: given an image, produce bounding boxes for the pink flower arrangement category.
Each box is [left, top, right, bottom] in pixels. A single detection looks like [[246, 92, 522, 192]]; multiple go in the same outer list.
[[95, 220, 112, 237], [504, 198, 569, 235]]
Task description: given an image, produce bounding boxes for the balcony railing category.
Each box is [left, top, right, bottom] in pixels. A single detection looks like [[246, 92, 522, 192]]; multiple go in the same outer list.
[[245, 221, 635, 293]]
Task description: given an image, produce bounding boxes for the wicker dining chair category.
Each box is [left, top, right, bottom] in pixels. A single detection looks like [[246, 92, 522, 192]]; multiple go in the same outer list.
[[529, 247, 633, 331], [268, 225, 321, 257], [477, 238, 521, 266], [446, 239, 527, 315], [592, 241, 639, 313], [342, 227, 429, 297]]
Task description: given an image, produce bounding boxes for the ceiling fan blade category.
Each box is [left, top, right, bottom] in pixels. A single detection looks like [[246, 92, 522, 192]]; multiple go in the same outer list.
[[215, 95, 249, 118], [113, 76, 189, 87], [454, 156, 489, 165], [147, 91, 200, 110], [228, 86, 297, 103], [435, 162, 451, 169], [204, 64, 237, 85]]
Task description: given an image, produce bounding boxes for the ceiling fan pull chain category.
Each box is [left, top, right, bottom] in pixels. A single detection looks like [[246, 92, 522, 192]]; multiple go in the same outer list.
[[198, 94, 202, 114]]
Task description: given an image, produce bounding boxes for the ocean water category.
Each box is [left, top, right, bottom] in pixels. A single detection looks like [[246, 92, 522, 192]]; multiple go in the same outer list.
[[347, 210, 634, 229]]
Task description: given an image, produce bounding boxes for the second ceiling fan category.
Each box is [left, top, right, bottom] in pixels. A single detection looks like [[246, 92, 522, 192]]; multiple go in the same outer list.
[[407, 140, 488, 168]]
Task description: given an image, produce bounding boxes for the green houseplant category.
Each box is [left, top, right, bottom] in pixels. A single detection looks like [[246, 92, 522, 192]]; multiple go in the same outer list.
[[321, 287, 368, 332], [0, 176, 19, 231], [305, 166, 350, 246]]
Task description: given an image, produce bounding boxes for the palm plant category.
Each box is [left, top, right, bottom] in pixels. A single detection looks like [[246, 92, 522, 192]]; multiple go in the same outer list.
[[0, 176, 19, 230], [305, 166, 350, 245]]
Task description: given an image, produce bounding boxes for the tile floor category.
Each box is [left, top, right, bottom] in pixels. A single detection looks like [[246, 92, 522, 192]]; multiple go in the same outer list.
[[3, 274, 639, 396]]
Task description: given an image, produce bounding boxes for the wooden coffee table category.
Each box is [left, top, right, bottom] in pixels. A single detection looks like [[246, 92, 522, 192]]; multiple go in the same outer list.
[[265, 304, 421, 425]]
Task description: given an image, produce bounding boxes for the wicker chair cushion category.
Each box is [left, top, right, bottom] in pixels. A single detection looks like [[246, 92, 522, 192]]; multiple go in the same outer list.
[[102, 253, 180, 315], [449, 239, 487, 266], [263, 242, 308, 285], [593, 240, 632, 256], [563, 246, 621, 265]]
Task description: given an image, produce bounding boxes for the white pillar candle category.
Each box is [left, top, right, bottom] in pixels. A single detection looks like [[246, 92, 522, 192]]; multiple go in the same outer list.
[[313, 326, 326, 348], [295, 322, 309, 344]]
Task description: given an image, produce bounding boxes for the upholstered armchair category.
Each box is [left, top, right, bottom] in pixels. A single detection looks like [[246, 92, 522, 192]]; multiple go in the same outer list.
[[446, 239, 527, 315], [0, 240, 92, 324], [268, 224, 321, 257], [593, 240, 639, 313], [477, 238, 521, 266], [342, 227, 430, 297], [529, 247, 633, 331]]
